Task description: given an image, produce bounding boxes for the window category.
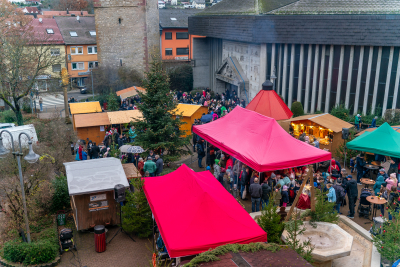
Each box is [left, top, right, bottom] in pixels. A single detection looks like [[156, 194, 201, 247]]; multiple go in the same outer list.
[[88, 61, 99, 69], [165, 48, 172, 56], [170, 18, 177, 21], [52, 64, 61, 72], [50, 48, 60, 56], [165, 32, 172, 40], [46, 28, 54, 34], [87, 46, 97, 54], [71, 62, 85, 70], [176, 48, 189, 55], [69, 31, 78, 37], [176, 32, 189, 39], [70, 46, 83, 55], [89, 31, 96, 36]]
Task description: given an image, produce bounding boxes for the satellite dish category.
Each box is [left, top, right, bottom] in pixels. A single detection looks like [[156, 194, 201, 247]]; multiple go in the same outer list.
[[39, 18, 42, 23]]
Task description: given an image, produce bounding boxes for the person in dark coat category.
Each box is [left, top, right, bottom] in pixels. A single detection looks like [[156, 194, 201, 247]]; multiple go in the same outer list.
[[345, 175, 358, 219], [87, 140, 93, 159], [356, 154, 366, 184], [261, 181, 272, 209], [249, 178, 262, 212], [117, 135, 124, 148], [239, 166, 248, 200], [333, 179, 345, 214], [155, 155, 163, 176], [318, 160, 330, 173], [148, 150, 156, 162], [91, 142, 100, 159]]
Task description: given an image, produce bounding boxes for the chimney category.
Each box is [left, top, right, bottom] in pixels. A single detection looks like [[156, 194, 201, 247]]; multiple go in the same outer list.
[[39, 18, 42, 23], [262, 80, 273, 90], [66, 8, 69, 14], [81, 10, 83, 15]]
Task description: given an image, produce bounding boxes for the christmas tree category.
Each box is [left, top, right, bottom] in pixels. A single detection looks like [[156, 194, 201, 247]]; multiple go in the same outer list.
[[372, 206, 400, 263], [132, 55, 190, 162], [121, 178, 153, 238], [257, 194, 285, 243]]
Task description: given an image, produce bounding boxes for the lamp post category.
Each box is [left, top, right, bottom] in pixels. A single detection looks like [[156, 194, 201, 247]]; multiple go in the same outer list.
[[0, 130, 40, 243], [270, 66, 277, 91]]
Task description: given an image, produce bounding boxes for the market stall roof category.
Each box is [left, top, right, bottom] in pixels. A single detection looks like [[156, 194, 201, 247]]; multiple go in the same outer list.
[[286, 113, 353, 133], [144, 164, 267, 258], [173, 103, 204, 117], [74, 112, 111, 128], [116, 86, 146, 99], [193, 107, 331, 172], [107, 110, 143, 124], [69, 101, 102, 115], [356, 125, 400, 136], [346, 122, 400, 158], [246, 87, 293, 120], [64, 158, 129, 195]]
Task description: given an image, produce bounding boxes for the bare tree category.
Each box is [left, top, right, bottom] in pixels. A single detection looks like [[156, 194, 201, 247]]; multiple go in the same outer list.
[[0, 3, 63, 125]]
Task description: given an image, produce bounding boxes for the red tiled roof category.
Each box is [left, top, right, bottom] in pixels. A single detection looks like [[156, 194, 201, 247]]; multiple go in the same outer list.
[[27, 18, 64, 45], [42, 11, 89, 16]]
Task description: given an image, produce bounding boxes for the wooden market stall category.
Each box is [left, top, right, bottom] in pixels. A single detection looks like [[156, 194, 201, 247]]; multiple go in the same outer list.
[[64, 158, 129, 231], [107, 110, 143, 134], [73, 112, 111, 145], [122, 163, 142, 180], [116, 86, 146, 101], [173, 103, 208, 137], [286, 113, 353, 152], [69, 101, 102, 129]]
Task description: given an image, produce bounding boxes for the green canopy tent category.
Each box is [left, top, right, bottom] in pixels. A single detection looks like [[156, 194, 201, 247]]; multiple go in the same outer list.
[[346, 122, 400, 158]]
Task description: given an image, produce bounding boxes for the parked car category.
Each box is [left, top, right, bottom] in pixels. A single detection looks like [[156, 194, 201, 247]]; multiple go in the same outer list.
[[79, 86, 87, 94], [0, 123, 16, 129], [1, 124, 38, 148]]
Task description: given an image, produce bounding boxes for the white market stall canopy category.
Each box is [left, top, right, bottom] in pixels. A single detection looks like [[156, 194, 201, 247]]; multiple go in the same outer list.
[[64, 158, 129, 196]]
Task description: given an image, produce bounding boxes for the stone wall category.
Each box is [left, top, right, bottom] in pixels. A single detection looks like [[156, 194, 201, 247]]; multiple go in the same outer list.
[[222, 40, 261, 100], [94, 0, 159, 77]]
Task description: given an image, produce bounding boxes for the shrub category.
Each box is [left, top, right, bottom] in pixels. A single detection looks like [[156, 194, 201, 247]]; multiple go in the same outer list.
[[257, 196, 285, 243], [0, 110, 17, 123], [50, 175, 70, 213], [168, 64, 193, 92], [107, 93, 120, 111], [330, 103, 350, 121], [291, 101, 304, 117], [3, 226, 58, 265]]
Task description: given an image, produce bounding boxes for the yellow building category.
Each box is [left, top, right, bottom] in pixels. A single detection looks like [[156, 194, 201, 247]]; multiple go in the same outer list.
[[173, 104, 208, 137]]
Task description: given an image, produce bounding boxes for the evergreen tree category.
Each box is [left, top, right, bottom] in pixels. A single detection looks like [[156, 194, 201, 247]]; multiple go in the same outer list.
[[133, 55, 190, 162], [257, 194, 285, 243], [308, 190, 339, 226], [372, 206, 400, 263], [122, 178, 152, 238], [291, 101, 304, 117], [107, 92, 120, 111]]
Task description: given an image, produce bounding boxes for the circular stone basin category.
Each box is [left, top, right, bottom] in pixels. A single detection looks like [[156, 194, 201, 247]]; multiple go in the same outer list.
[[282, 222, 353, 262]]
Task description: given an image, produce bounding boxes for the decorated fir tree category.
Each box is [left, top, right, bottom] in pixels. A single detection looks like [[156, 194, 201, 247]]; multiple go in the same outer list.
[[121, 178, 152, 238], [372, 206, 400, 263], [133, 55, 190, 162], [257, 194, 285, 243]]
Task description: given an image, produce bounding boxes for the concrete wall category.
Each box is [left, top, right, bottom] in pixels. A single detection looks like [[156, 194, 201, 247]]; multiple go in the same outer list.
[[94, 0, 159, 76], [193, 37, 211, 88], [222, 40, 262, 100]]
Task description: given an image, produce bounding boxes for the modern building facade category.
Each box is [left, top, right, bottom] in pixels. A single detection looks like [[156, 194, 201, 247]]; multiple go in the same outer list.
[[55, 16, 97, 87], [189, 0, 400, 116], [159, 9, 203, 61]]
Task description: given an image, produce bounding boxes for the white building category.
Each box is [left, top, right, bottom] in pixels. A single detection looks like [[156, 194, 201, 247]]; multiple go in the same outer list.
[[193, 0, 205, 9]]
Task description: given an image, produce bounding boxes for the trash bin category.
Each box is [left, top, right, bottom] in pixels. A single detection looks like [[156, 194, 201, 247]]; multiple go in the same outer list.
[[57, 213, 66, 226], [94, 225, 106, 253]]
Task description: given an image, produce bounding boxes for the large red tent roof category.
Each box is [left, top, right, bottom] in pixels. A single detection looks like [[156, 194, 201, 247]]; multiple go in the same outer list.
[[144, 164, 267, 258], [246, 88, 293, 120], [193, 107, 331, 172]]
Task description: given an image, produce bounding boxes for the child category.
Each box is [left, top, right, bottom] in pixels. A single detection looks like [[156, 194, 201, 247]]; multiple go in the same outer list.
[[274, 184, 282, 206], [281, 185, 289, 207], [326, 183, 336, 203], [350, 157, 355, 173]]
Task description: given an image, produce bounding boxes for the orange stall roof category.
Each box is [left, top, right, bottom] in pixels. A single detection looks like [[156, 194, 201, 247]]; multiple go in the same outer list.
[[69, 102, 102, 115]]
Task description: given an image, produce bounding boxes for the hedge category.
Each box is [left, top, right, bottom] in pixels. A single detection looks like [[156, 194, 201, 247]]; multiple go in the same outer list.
[[3, 228, 59, 265]]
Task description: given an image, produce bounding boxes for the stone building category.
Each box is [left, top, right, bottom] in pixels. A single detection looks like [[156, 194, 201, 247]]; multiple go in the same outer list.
[[94, 0, 159, 75], [189, 0, 400, 116]]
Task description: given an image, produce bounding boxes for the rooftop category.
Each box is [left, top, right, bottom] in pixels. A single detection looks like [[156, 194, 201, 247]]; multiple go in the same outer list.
[[159, 9, 202, 28], [26, 18, 64, 45], [54, 16, 96, 45], [42, 10, 90, 16], [69, 101, 102, 115], [197, 0, 400, 15]]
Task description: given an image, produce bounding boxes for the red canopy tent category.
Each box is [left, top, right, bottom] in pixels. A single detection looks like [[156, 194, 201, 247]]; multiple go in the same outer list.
[[193, 107, 331, 172], [144, 164, 267, 258], [246, 81, 293, 121]]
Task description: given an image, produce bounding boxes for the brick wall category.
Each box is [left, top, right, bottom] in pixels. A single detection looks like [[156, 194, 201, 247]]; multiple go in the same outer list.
[[94, 0, 159, 77]]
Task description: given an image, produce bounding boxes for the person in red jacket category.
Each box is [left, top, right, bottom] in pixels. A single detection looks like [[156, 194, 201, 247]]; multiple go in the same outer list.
[[78, 143, 83, 160]]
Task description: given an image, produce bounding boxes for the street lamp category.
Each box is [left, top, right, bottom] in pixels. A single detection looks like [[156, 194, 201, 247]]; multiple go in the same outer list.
[[0, 130, 40, 243], [270, 66, 277, 91]]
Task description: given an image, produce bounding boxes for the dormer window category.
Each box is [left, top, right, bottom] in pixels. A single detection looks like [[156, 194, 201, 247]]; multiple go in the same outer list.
[[70, 31, 78, 37], [46, 29, 54, 34], [89, 31, 96, 36]]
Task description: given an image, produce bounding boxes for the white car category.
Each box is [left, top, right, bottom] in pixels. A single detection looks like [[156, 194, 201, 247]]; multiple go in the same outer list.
[[0, 123, 16, 129]]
